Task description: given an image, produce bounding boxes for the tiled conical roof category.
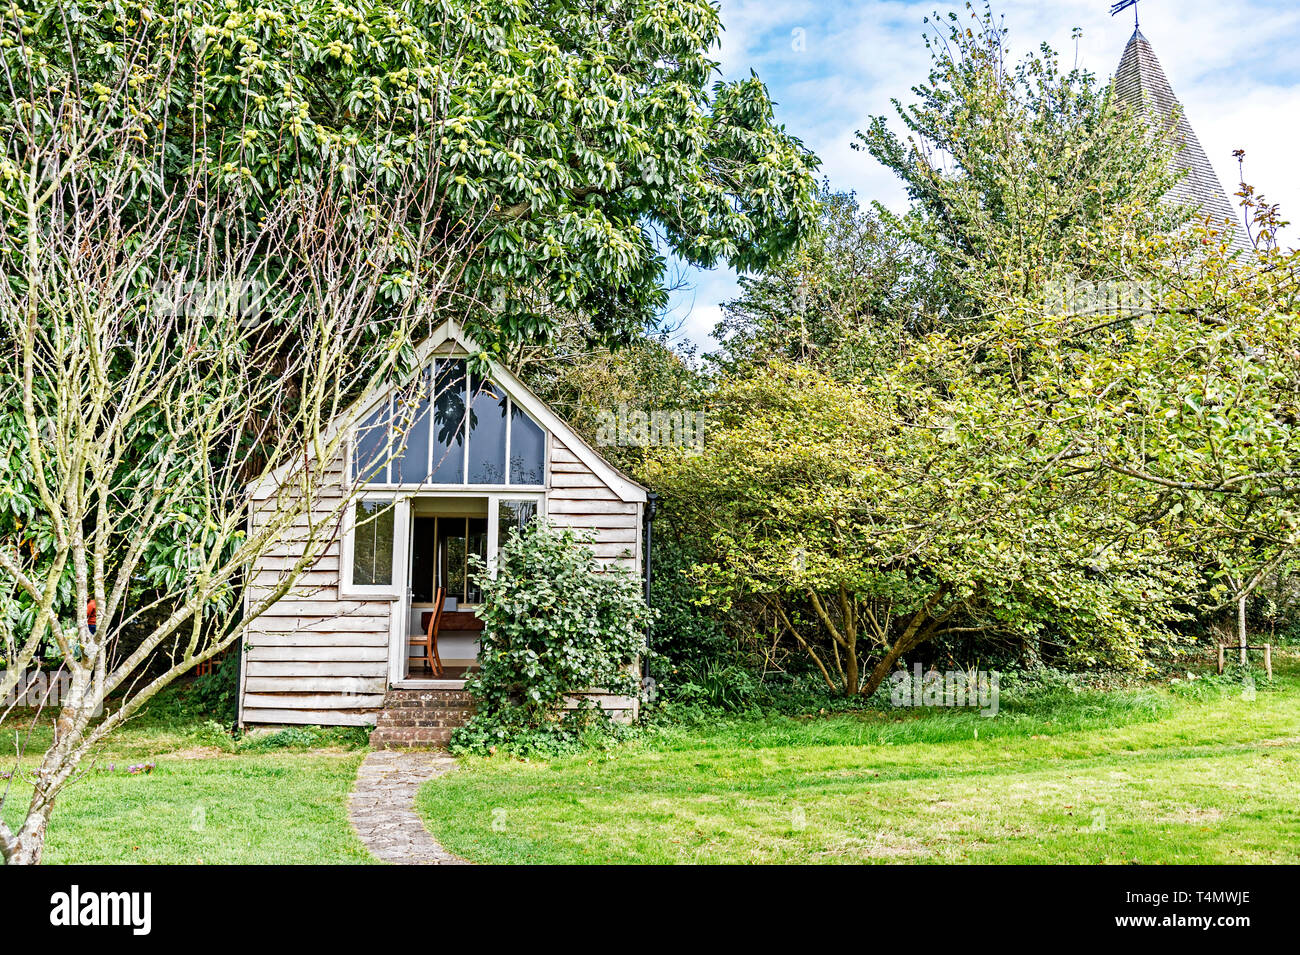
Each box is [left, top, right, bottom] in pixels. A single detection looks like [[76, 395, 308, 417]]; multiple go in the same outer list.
[[1114, 28, 1248, 249]]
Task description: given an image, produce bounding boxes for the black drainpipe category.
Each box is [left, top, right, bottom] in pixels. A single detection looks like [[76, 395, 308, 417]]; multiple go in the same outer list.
[[642, 491, 659, 682]]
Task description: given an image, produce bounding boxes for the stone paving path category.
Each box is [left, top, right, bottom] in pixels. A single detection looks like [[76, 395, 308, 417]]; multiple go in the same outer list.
[[348, 749, 468, 865]]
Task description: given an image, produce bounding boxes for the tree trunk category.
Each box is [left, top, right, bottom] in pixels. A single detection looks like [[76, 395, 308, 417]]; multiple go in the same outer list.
[[5, 700, 89, 865], [5, 803, 53, 865], [858, 589, 949, 697], [1021, 634, 1043, 669], [1238, 593, 1248, 666], [860, 639, 909, 698]]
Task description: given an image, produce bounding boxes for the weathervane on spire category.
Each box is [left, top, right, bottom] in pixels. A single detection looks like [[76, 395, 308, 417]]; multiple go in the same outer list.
[[1110, 0, 1141, 29]]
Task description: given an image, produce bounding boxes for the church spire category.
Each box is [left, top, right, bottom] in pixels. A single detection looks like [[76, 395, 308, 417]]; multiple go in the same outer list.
[[1113, 28, 1246, 247]]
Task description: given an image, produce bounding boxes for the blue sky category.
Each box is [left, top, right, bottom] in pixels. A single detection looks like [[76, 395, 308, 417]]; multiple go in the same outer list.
[[664, 0, 1300, 349]]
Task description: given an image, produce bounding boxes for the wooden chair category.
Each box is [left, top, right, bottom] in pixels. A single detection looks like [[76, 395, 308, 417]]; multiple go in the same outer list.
[[411, 587, 446, 676]]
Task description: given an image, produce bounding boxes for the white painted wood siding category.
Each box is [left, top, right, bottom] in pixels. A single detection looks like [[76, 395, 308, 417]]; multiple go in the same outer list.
[[546, 437, 642, 574], [239, 454, 393, 726]]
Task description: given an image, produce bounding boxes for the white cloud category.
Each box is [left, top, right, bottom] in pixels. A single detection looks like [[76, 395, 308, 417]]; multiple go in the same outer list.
[[661, 267, 736, 346], [667, 1, 1300, 349]]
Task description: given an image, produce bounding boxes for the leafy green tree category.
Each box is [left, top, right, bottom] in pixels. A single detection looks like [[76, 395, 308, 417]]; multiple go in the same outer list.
[[651, 362, 1190, 695], [0, 82, 462, 861], [711, 184, 940, 378], [859, 4, 1177, 320], [5, 0, 819, 345], [1015, 196, 1300, 655], [513, 315, 707, 476]]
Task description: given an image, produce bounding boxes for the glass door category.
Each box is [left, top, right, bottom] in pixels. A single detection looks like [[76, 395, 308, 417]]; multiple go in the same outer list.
[[436, 515, 488, 607]]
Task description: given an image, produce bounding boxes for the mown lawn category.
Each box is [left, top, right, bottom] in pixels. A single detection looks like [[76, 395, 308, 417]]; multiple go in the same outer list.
[[1, 692, 374, 864], [6, 656, 1298, 864], [416, 655, 1300, 864]]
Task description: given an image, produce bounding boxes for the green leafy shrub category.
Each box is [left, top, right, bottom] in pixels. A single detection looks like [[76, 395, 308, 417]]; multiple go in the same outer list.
[[1278, 624, 1300, 647], [664, 659, 760, 710], [238, 725, 371, 752], [188, 719, 240, 752], [184, 651, 241, 725], [452, 523, 651, 756], [452, 702, 641, 759], [185, 720, 370, 752], [643, 535, 732, 668]]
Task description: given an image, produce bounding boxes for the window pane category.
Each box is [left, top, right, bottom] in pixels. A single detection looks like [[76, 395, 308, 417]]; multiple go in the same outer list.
[[438, 518, 467, 603], [393, 371, 431, 484], [497, 500, 538, 550], [430, 359, 466, 484], [467, 374, 507, 484], [509, 403, 546, 485], [437, 516, 488, 604], [465, 517, 488, 603], [353, 400, 390, 484], [444, 534, 466, 602], [352, 501, 395, 586]]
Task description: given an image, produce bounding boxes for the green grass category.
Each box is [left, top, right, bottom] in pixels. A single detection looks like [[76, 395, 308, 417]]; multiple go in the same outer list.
[[1, 687, 374, 864], [6, 659, 1298, 865], [416, 658, 1300, 864]]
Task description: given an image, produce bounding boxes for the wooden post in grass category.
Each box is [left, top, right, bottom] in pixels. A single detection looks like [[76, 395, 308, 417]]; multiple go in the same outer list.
[[1219, 642, 1273, 679]]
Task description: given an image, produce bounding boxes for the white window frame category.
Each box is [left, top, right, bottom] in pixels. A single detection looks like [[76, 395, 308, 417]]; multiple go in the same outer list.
[[486, 493, 546, 578], [351, 362, 549, 492], [339, 492, 409, 600]]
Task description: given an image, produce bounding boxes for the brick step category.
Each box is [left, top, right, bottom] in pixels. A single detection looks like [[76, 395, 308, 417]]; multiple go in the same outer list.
[[382, 691, 473, 706], [382, 698, 474, 710], [370, 726, 455, 749], [370, 688, 476, 749], [375, 712, 472, 729]]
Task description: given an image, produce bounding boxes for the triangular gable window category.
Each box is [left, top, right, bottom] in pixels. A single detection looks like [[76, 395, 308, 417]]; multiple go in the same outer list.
[[352, 358, 546, 487]]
